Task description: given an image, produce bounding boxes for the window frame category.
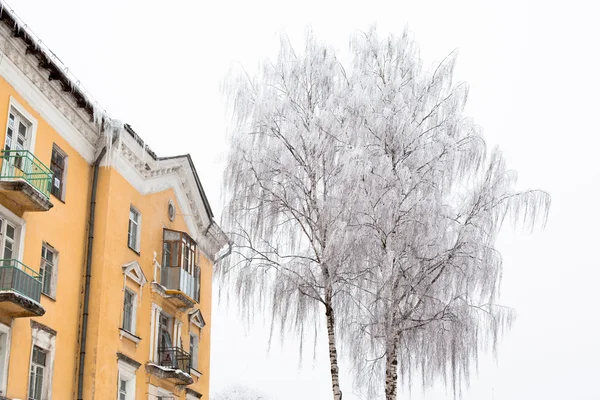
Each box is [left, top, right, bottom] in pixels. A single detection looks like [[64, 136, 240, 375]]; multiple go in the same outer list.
[[189, 332, 198, 372], [121, 288, 137, 335], [0, 204, 26, 264], [27, 324, 55, 400], [40, 243, 58, 299], [127, 206, 141, 253], [49, 144, 67, 202], [117, 359, 136, 400], [0, 323, 11, 396], [4, 97, 37, 155]]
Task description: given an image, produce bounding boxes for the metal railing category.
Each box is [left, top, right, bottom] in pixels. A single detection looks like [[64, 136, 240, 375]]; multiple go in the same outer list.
[[0, 259, 42, 303], [0, 150, 53, 199], [161, 265, 200, 302], [157, 346, 191, 373]]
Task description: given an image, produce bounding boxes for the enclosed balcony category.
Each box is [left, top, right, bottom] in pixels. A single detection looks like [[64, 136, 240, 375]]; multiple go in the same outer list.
[[146, 347, 193, 385], [0, 259, 45, 317], [0, 150, 53, 212], [160, 229, 200, 308]]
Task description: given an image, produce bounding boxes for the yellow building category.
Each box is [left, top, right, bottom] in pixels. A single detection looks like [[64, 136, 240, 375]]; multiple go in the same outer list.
[[0, 6, 228, 400]]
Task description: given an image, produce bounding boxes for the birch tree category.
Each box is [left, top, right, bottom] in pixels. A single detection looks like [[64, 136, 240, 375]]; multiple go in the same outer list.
[[220, 32, 357, 400], [221, 27, 549, 400], [338, 29, 550, 400]]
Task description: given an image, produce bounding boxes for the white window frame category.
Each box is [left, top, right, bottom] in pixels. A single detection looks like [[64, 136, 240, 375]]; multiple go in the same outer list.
[[128, 206, 141, 252], [28, 324, 56, 400], [117, 359, 136, 400], [189, 332, 199, 372], [121, 288, 137, 335], [40, 243, 58, 299], [49, 144, 68, 202], [0, 322, 11, 396], [5, 97, 38, 154], [0, 203, 26, 263]]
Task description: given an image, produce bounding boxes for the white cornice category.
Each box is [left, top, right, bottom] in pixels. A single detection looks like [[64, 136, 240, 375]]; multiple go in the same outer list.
[[0, 24, 99, 162], [0, 24, 228, 260]]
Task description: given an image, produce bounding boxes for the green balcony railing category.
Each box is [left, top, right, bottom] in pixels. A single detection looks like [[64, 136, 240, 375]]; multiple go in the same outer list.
[[0, 150, 53, 199], [0, 259, 42, 303]]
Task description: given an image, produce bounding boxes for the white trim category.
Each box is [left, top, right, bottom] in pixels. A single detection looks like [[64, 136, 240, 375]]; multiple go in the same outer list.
[[190, 368, 202, 379], [7, 96, 38, 153], [149, 304, 162, 363], [128, 205, 141, 252], [122, 261, 148, 287], [0, 42, 97, 162], [121, 288, 138, 336], [117, 359, 136, 400], [189, 309, 206, 330], [0, 201, 26, 263], [189, 332, 199, 373], [0, 322, 11, 396], [29, 324, 56, 400], [119, 328, 141, 345]]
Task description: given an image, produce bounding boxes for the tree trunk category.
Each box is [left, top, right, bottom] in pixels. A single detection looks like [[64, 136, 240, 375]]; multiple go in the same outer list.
[[384, 332, 400, 400], [325, 284, 343, 400]]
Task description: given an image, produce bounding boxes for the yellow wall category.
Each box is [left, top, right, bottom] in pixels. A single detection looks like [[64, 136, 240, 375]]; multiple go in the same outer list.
[[0, 69, 214, 399], [83, 168, 213, 399], [0, 78, 92, 399]]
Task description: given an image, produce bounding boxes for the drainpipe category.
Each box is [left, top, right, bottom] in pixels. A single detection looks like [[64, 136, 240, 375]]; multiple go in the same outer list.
[[77, 134, 118, 400]]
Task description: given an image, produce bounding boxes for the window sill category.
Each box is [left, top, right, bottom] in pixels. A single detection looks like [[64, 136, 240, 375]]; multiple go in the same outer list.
[[190, 368, 202, 378], [119, 328, 141, 345], [127, 245, 140, 256], [41, 292, 56, 302]]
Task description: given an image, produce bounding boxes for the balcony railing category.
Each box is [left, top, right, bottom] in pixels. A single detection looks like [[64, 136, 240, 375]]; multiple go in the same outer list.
[[0, 259, 42, 303], [0, 150, 53, 199], [157, 346, 191, 373], [161, 266, 199, 302]]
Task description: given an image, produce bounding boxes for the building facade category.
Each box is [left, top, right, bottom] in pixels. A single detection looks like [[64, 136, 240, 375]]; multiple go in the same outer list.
[[0, 6, 227, 400]]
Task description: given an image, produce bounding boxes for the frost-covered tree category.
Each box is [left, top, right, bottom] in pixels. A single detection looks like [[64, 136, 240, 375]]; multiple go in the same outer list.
[[220, 32, 357, 400], [337, 29, 550, 400], [220, 27, 549, 400]]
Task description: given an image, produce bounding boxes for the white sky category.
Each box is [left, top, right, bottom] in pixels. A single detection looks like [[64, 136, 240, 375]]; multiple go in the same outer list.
[[5, 0, 600, 399]]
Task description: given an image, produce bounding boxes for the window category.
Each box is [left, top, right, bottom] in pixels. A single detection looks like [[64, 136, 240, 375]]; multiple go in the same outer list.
[[0, 216, 22, 266], [119, 378, 128, 400], [0, 323, 11, 396], [189, 334, 198, 371], [28, 346, 46, 400], [40, 244, 57, 298], [28, 323, 55, 400], [49, 145, 67, 201], [117, 359, 136, 400], [0, 219, 16, 262], [4, 107, 31, 171], [128, 207, 140, 252], [122, 289, 136, 334]]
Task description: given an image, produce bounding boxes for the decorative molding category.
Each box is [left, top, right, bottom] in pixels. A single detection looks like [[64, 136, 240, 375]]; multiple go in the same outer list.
[[119, 328, 142, 346], [122, 261, 148, 287], [0, 25, 99, 162], [30, 320, 56, 336], [188, 309, 206, 329], [117, 352, 142, 370]]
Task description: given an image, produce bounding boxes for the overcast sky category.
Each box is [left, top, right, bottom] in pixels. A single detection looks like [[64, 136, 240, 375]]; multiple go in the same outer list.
[[5, 0, 600, 399]]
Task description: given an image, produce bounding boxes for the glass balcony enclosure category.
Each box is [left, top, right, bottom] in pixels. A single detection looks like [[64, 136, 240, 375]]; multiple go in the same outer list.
[[161, 229, 200, 302]]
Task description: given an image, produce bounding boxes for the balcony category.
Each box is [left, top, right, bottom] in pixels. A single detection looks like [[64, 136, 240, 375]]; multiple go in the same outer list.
[[0, 259, 45, 317], [145, 347, 193, 385], [160, 229, 200, 309], [160, 265, 200, 308], [0, 150, 53, 212]]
